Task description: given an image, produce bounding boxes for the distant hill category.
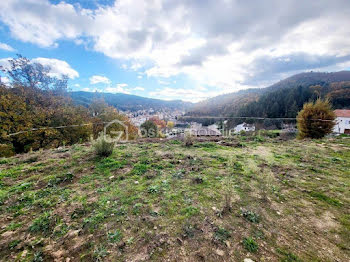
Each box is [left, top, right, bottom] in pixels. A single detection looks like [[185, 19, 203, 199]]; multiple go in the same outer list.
[[187, 71, 350, 117], [70, 91, 192, 112]]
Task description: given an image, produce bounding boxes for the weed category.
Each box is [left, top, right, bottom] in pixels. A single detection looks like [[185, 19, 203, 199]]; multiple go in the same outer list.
[[29, 212, 56, 235], [168, 140, 181, 145], [83, 211, 106, 230], [47, 173, 74, 187], [192, 176, 204, 184], [0, 158, 9, 164], [214, 227, 231, 242], [309, 191, 342, 206], [33, 251, 44, 262], [132, 203, 143, 215], [243, 237, 258, 253], [10, 182, 32, 193], [108, 230, 122, 243], [8, 239, 20, 249], [98, 158, 126, 170], [148, 185, 160, 194], [172, 169, 186, 179], [93, 245, 109, 262], [241, 208, 260, 223], [94, 134, 114, 157], [7, 222, 22, 230], [132, 163, 148, 175], [181, 206, 199, 217], [182, 224, 197, 238], [276, 248, 301, 262]]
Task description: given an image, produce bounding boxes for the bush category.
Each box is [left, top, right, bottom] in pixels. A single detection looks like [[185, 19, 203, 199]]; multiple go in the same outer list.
[[0, 144, 15, 157], [94, 134, 115, 157], [297, 99, 336, 139], [140, 120, 158, 138], [184, 132, 194, 147]]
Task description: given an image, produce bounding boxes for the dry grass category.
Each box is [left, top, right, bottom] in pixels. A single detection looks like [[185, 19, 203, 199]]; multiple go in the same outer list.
[[0, 136, 349, 261]]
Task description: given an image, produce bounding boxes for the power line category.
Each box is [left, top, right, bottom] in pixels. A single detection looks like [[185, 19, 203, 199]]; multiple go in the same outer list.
[[178, 115, 335, 122], [3, 115, 335, 137]]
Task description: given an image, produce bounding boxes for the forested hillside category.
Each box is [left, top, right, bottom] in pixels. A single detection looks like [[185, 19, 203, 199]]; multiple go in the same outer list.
[[71, 91, 192, 112], [187, 71, 350, 118]]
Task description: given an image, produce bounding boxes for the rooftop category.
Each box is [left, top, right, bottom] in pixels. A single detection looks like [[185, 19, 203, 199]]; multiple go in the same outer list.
[[334, 109, 350, 118]]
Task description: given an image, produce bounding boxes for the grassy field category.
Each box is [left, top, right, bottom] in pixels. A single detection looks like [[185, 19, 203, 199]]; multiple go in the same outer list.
[[0, 135, 349, 261]]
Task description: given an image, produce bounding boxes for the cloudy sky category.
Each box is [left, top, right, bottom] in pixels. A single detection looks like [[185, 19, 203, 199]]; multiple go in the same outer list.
[[0, 0, 350, 102]]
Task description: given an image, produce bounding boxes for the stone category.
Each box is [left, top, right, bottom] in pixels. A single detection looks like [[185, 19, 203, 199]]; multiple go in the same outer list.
[[216, 249, 225, 256]]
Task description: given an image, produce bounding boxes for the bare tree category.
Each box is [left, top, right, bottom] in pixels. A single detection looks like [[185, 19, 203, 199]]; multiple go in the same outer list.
[[0, 54, 68, 94]]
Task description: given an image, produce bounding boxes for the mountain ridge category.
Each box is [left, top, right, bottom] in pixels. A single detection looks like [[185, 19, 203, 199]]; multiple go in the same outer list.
[[70, 91, 193, 112], [187, 71, 350, 117]]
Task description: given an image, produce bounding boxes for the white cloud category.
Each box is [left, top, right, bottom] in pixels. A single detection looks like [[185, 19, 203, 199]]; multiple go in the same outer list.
[[133, 86, 144, 91], [0, 76, 10, 84], [0, 57, 79, 79], [105, 83, 130, 94], [32, 58, 79, 79], [1, 0, 350, 101], [89, 75, 111, 85], [0, 43, 15, 52], [149, 87, 222, 103]]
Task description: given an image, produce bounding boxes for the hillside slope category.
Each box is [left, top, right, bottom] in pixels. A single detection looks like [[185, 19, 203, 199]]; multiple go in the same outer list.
[[70, 91, 192, 112], [0, 137, 349, 261], [188, 71, 350, 117]]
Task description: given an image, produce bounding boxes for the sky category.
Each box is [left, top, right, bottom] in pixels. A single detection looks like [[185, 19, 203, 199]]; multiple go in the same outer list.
[[0, 0, 350, 102]]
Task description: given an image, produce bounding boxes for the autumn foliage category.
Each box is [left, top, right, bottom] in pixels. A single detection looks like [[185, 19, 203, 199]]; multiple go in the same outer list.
[[297, 99, 336, 139], [0, 56, 137, 156]]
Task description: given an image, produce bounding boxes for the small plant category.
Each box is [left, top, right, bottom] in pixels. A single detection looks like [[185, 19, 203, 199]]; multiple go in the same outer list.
[[33, 251, 44, 262], [182, 224, 197, 238], [8, 239, 20, 249], [172, 169, 185, 179], [214, 227, 231, 242], [94, 133, 115, 157], [181, 206, 199, 217], [107, 230, 122, 243], [147, 185, 160, 194], [241, 208, 260, 223], [29, 212, 56, 234], [184, 132, 194, 147], [132, 163, 148, 175], [243, 237, 258, 253], [277, 248, 301, 262], [47, 172, 74, 187], [93, 245, 109, 262]]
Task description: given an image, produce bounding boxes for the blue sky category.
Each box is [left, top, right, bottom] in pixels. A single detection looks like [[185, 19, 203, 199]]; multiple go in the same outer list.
[[1, 0, 350, 102]]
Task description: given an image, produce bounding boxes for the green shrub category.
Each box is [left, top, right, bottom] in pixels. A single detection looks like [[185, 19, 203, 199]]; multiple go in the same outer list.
[[297, 99, 335, 139], [184, 132, 194, 147], [140, 120, 158, 138], [94, 134, 114, 157], [0, 144, 15, 157]]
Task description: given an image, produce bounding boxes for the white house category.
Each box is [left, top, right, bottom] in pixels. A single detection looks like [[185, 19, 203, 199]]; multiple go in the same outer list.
[[333, 109, 350, 134], [234, 122, 255, 133]]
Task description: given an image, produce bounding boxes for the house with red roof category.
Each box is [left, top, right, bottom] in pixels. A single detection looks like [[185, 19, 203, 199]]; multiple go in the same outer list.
[[333, 109, 350, 134]]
